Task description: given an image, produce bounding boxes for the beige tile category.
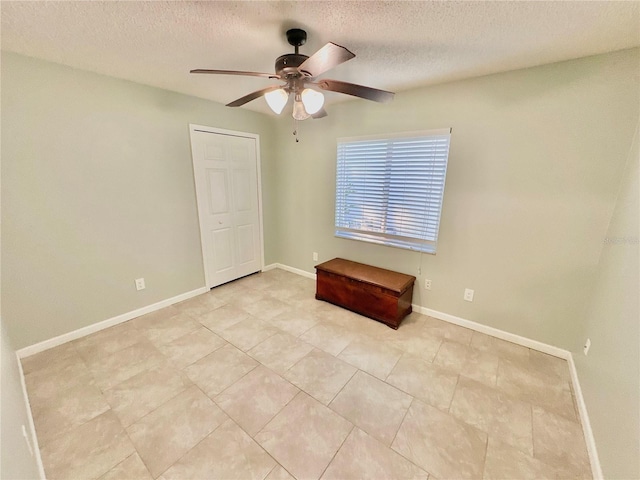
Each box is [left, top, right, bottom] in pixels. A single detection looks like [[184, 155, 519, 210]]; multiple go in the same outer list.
[[386, 353, 459, 411], [288, 292, 331, 313], [528, 349, 571, 382], [433, 339, 470, 370], [237, 272, 280, 291], [284, 349, 357, 405], [174, 292, 227, 318], [422, 316, 473, 345], [40, 410, 135, 480], [483, 438, 557, 480], [215, 365, 299, 436], [33, 383, 110, 447], [330, 371, 412, 446], [322, 427, 428, 480], [255, 392, 353, 480], [386, 328, 443, 361], [449, 376, 533, 455], [25, 355, 94, 405], [136, 312, 201, 347], [210, 278, 254, 301], [226, 288, 269, 308], [157, 326, 226, 369], [21, 341, 80, 375], [104, 365, 192, 426], [131, 306, 180, 329], [184, 343, 258, 397], [264, 281, 309, 301], [127, 385, 227, 478], [248, 332, 314, 373], [392, 399, 487, 480], [197, 304, 250, 333], [266, 308, 320, 337], [73, 321, 145, 364], [98, 453, 152, 480], [470, 331, 530, 361], [162, 419, 276, 480], [219, 317, 279, 351], [293, 275, 316, 290], [462, 347, 500, 386], [434, 340, 500, 386], [300, 322, 357, 356], [396, 312, 428, 334], [497, 359, 576, 420], [326, 308, 391, 338], [265, 465, 295, 480], [240, 296, 292, 321], [532, 406, 591, 478], [84, 338, 167, 390], [338, 336, 403, 380]]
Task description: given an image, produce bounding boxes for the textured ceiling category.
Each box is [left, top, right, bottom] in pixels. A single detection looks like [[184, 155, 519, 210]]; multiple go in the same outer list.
[[2, 1, 639, 115]]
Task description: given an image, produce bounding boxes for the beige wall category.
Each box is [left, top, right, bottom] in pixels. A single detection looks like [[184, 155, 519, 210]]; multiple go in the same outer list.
[[1, 319, 42, 479], [273, 48, 639, 349], [574, 125, 639, 479], [1, 52, 276, 348]]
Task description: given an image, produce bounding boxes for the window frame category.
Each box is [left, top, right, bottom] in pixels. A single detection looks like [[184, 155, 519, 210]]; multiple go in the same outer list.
[[334, 128, 451, 254]]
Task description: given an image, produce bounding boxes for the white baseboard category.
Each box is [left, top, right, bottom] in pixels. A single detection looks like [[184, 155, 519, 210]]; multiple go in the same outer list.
[[412, 304, 570, 360], [262, 263, 278, 272], [273, 263, 317, 280], [567, 355, 603, 480], [17, 286, 209, 358], [272, 263, 601, 476], [16, 352, 46, 479]]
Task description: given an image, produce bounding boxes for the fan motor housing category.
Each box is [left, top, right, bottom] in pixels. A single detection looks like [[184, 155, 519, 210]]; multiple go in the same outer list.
[[275, 54, 309, 78]]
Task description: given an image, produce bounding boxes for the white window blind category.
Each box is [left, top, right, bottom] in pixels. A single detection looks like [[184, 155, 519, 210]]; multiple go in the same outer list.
[[335, 129, 451, 254]]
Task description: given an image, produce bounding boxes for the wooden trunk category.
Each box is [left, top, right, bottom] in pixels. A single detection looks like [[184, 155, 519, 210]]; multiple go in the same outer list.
[[315, 258, 415, 329]]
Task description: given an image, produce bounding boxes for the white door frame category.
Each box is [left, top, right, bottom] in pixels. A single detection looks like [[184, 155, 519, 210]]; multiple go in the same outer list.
[[188, 124, 265, 288]]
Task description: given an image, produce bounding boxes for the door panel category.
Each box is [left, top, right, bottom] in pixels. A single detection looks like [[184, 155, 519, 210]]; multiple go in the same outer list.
[[212, 229, 233, 271], [207, 169, 229, 215], [233, 168, 252, 212], [191, 128, 262, 287], [236, 224, 256, 265]]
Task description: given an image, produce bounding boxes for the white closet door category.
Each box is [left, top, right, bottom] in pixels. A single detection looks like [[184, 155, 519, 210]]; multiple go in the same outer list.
[[190, 127, 263, 288]]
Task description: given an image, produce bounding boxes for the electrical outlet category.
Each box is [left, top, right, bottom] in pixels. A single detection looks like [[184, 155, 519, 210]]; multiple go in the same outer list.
[[583, 338, 591, 356], [464, 288, 474, 302], [135, 278, 145, 291], [313, 252, 318, 261], [424, 279, 432, 290]]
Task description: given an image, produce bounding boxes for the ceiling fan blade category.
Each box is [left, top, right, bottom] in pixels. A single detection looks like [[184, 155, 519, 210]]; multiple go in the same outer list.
[[226, 85, 283, 107], [298, 43, 355, 78], [311, 108, 328, 119], [190, 69, 279, 79], [316, 79, 395, 103]]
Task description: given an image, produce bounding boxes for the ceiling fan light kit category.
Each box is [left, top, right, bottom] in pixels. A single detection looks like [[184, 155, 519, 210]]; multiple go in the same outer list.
[[265, 88, 288, 114], [190, 28, 394, 128]]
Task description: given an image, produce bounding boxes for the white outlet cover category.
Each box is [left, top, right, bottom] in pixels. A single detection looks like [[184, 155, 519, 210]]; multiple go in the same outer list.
[[464, 288, 474, 301]]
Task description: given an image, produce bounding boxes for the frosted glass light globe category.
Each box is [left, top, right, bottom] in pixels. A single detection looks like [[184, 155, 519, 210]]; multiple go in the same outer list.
[[265, 89, 288, 114], [301, 88, 325, 115]]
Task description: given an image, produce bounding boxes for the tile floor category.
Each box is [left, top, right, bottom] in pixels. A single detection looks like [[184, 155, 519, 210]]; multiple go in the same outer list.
[[23, 268, 592, 480]]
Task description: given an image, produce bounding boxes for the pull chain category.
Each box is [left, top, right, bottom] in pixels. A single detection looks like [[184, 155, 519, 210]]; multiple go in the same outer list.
[[292, 117, 300, 142]]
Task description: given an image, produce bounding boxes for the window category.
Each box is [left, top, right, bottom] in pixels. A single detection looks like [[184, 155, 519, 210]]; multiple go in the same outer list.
[[335, 129, 451, 254]]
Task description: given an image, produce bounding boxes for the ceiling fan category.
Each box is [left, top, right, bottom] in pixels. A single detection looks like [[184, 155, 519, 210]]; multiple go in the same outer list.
[[190, 28, 395, 121]]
